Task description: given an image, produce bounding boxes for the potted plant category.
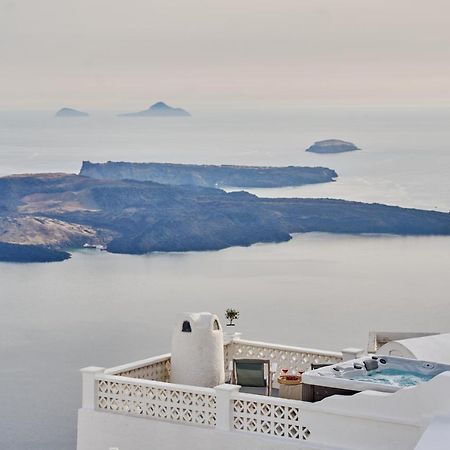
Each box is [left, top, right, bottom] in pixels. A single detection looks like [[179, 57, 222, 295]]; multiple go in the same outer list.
[[225, 308, 239, 327]]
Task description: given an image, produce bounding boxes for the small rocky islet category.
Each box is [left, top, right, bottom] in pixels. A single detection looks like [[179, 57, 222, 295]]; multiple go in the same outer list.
[[306, 139, 360, 154], [54, 102, 190, 118], [119, 101, 191, 117], [55, 107, 89, 117]]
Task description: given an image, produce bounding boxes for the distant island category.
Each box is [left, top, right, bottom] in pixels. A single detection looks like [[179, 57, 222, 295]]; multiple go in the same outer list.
[[0, 242, 70, 263], [119, 101, 191, 117], [80, 161, 338, 188], [0, 172, 449, 262], [306, 139, 359, 154], [55, 107, 89, 117]]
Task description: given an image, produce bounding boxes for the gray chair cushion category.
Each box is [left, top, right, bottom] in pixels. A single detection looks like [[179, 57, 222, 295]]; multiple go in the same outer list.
[[235, 361, 266, 387]]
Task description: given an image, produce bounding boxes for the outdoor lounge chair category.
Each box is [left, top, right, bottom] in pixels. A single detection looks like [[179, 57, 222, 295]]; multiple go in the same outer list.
[[231, 359, 276, 396]]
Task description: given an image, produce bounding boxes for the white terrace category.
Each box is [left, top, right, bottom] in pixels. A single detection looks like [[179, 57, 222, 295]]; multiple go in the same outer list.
[[77, 329, 450, 450]]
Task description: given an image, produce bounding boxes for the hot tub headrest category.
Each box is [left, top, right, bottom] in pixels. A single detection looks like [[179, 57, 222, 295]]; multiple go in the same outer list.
[[363, 359, 379, 371]]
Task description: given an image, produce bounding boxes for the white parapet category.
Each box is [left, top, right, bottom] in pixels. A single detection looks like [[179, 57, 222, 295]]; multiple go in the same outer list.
[[317, 372, 450, 424], [104, 353, 171, 380], [80, 367, 105, 410], [414, 415, 450, 450], [77, 338, 450, 450], [77, 408, 312, 450], [341, 347, 365, 361], [378, 333, 450, 364], [78, 370, 450, 450]]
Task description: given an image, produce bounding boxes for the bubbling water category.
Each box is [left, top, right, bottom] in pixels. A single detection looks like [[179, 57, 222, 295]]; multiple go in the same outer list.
[[351, 368, 434, 387]]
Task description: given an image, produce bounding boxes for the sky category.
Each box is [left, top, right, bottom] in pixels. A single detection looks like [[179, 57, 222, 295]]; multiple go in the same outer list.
[[1, 0, 449, 109]]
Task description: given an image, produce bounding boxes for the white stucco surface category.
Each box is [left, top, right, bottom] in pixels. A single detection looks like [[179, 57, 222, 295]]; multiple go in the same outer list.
[[77, 409, 324, 450], [318, 372, 450, 423], [171, 312, 225, 388], [414, 415, 450, 450], [378, 333, 450, 364], [77, 331, 450, 450]]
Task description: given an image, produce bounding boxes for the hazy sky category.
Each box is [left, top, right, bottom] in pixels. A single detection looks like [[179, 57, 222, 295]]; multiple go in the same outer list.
[[1, 0, 449, 109]]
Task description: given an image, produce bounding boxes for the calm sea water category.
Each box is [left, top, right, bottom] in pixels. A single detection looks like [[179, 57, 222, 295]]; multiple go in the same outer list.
[[1, 107, 449, 210], [1, 107, 450, 449]]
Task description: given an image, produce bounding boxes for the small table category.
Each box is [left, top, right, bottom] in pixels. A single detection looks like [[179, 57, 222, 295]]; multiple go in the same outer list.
[[278, 376, 302, 400]]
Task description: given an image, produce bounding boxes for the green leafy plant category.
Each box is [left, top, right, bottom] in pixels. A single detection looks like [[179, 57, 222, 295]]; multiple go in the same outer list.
[[225, 308, 239, 326]]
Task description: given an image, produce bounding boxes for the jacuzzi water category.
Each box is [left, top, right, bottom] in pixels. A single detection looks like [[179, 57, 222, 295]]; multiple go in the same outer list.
[[302, 355, 450, 394], [350, 368, 434, 387]]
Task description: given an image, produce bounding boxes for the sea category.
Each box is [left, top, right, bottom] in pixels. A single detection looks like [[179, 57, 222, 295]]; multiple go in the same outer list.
[[0, 106, 449, 450]]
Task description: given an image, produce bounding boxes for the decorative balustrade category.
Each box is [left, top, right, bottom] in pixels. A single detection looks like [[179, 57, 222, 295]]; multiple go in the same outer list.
[[101, 339, 343, 385], [80, 338, 345, 444], [86, 370, 311, 442], [104, 354, 171, 382], [225, 338, 343, 376], [79, 336, 434, 450], [232, 392, 311, 441], [95, 374, 217, 428]]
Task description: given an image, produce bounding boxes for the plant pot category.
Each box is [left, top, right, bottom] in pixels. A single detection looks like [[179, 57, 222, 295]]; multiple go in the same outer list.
[[224, 323, 240, 343]]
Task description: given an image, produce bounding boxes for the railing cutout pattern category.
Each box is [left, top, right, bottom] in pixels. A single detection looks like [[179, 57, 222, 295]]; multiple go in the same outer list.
[[232, 396, 311, 440], [92, 339, 342, 443], [115, 358, 171, 382], [97, 377, 216, 428], [227, 339, 342, 375]]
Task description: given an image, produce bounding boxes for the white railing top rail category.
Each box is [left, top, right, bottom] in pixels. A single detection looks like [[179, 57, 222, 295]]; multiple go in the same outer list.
[[96, 372, 216, 396], [103, 339, 342, 378], [104, 353, 171, 375], [232, 389, 309, 408], [231, 338, 343, 359]]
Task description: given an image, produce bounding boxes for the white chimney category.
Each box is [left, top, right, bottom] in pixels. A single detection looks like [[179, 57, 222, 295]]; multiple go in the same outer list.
[[170, 312, 225, 388]]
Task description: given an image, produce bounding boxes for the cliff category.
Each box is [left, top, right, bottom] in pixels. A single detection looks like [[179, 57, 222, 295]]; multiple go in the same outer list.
[[80, 161, 338, 188], [0, 173, 449, 262]]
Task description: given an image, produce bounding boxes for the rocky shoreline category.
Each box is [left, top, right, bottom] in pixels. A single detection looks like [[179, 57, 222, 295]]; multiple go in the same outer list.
[[0, 242, 71, 263], [80, 161, 338, 188], [0, 172, 449, 262]]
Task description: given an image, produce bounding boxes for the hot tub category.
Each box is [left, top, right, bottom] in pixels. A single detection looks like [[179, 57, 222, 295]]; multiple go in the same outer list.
[[301, 355, 450, 402]]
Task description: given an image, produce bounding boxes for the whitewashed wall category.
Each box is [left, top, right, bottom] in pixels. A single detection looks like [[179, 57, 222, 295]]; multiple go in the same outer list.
[[77, 373, 450, 450], [77, 338, 450, 450], [77, 408, 319, 450]]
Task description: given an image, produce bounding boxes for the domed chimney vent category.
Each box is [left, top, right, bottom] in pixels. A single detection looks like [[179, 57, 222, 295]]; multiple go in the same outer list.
[[171, 312, 224, 388]]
